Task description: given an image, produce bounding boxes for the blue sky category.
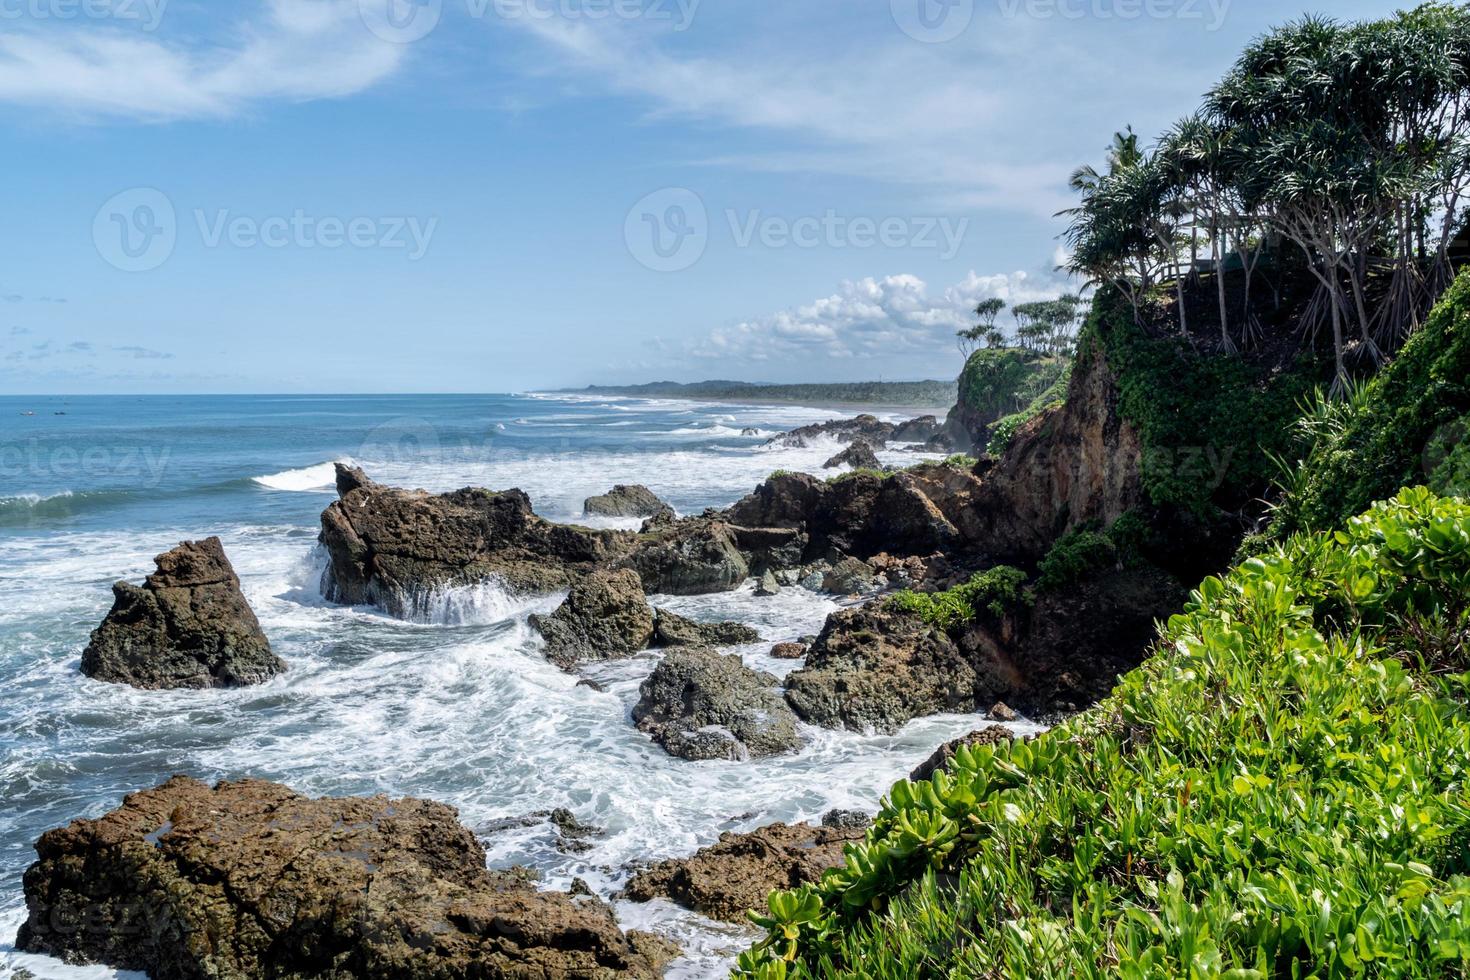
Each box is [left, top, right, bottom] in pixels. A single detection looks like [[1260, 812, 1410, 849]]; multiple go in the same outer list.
[[0, 0, 1400, 393]]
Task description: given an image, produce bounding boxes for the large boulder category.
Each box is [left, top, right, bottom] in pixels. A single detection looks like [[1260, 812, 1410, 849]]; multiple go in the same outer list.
[[584, 485, 675, 520], [15, 776, 667, 979], [908, 726, 1017, 782], [529, 569, 655, 669], [80, 537, 284, 690], [822, 440, 883, 471], [651, 608, 761, 648], [318, 465, 637, 617], [891, 415, 942, 443], [620, 821, 864, 922], [632, 648, 800, 761], [615, 517, 749, 595], [726, 472, 827, 529], [782, 606, 977, 733]]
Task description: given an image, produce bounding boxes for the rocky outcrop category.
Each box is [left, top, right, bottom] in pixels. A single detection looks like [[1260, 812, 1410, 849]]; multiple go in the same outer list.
[[319, 465, 635, 616], [651, 608, 761, 648], [615, 517, 749, 595], [821, 556, 877, 595], [15, 776, 667, 979], [891, 415, 942, 443], [80, 537, 284, 690], [765, 414, 894, 449], [822, 440, 883, 471], [787, 561, 1185, 731], [530, 569, 655, 669], [768, 642, 807, 660], [908, 726, 1016, 781], [968, 348, 1143, 561], [782, 606, 977, 733], [632, 648, 799, 760], [584, 485, 675, 520], [621, 820, 865, 922]]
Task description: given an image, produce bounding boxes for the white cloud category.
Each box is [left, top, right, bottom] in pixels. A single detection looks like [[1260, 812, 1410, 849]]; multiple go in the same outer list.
[[691, 268, 1068, 364], [0, 0, 404, 120]]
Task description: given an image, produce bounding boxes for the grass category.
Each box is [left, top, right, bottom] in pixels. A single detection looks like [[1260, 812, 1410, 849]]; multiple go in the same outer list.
[[738, 486, 1470, 978], [886, 565, 1030, 630]]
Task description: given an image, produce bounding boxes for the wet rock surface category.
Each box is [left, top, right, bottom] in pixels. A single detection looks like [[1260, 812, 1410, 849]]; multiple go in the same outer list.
[[319, 465, 635, 615], [584, 485, 675, 520], [620, 820, 866, 922], [783, 606, 977, 733], [530, 568, 655, 669], [632, 648, 800, 760], [15, 776, 667, 979], [614, 517, 750, 596], [80, 537, 284, 690], [651, 608, 761, 648], [822, 440, 883, 471]]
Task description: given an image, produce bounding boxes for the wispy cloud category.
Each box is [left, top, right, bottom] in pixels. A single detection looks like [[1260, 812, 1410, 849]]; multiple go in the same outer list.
[[0, 0, 405, 121], [112, 344, 173, 359]]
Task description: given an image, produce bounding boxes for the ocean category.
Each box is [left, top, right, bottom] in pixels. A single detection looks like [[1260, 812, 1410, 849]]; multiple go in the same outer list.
[[0, 393, 1030, 979]]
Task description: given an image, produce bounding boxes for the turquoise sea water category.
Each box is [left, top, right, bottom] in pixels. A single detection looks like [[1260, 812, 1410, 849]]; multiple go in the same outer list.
[[0, 393, 1028, 978]]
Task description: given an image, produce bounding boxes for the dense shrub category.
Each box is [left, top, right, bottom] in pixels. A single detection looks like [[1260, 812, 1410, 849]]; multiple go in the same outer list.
[[985, 360, 1073, 455], [738, 488, 1470, 978], [958, 348, 1067, 422], [1281, 270, 1470, 534], [1035, 526, 1118, 591], [887, 565, 1029, 630]]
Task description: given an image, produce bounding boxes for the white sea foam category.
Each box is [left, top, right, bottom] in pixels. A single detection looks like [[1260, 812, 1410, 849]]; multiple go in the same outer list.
[[252, 460, 349, 492]]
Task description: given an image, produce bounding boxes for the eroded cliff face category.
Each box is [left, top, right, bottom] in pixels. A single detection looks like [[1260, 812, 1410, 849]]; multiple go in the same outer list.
[[968, 347, 1143, 562]]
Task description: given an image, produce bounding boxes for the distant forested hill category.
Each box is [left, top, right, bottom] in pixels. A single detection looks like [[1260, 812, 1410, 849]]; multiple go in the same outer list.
[[557, 379, 956, 409]]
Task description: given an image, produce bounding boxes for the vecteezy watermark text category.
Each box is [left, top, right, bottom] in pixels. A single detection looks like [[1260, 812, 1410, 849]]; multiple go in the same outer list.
[[0, 0, 167, 30], [623, 188, 969, 272], [995, 0, 1229, 30], [357, 0, 699, 44], [92, 188, 438, 272], [1, 440, 171, 486]]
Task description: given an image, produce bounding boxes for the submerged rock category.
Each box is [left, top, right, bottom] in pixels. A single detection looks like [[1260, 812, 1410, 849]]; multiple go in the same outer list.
[[651, 608, 761, 648], [584, 484, 675, 520], [319, 465, 634, 616], [822, 439, 883, 471], [530, 568, 655, 669], [632, 648, 800, 760], [80, 537, 284, 690], [620, 820, 864, 921], [15, 776, 666, 979]]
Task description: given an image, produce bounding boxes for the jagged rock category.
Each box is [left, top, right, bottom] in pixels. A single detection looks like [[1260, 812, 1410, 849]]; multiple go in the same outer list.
[[319, 465, 635, 616], [822, 440, 883, 471], [530, 569, 654, 669], [755, 570, 781, 596], [768, 642, 807, 660], [15, 776, 666, 979], [726, 472, 827, 530], [783, 606, 977, 733], [909, 726, 1017, 782], [987, 701, 1019, 722], [616, 517, 749, 595], [584, 485, 675, 520], [969, 348, 1144, 562], [651, 608, 761, 647], [740, 427, 761, 436], [80, 537, 284, 690], [891, 415, 942, 442], [821, 556, 877, 595], [620, 821, 864, 922], [632, 648, 800, 761], [820, 809, 872, 830], [766, 415, 895, 449]]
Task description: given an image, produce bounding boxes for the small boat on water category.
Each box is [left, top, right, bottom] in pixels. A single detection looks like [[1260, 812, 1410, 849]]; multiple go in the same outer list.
[[19, 410, 34, 416]]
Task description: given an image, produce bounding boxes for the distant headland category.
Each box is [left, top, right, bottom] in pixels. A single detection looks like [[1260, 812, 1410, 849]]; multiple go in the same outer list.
[[552, 379, 957, 411]]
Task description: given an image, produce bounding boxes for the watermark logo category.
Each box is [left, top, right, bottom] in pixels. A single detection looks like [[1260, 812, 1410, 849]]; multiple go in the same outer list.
[[359, 0, 443, 44], [891, 0, 973, 43], [93, 188, 439, 271], [93, 188, 176, 273], [994, 0, 1229, 30], [0, 0, 168, 30], [625, 187, 708, 273]]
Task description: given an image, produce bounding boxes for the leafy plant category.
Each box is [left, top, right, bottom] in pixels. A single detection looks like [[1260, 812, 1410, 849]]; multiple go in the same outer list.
[[887, 566, 1030, 630]]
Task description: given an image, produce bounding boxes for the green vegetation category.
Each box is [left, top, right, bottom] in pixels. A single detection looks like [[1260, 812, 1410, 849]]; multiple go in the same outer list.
[[1271, 269, 1470, 535], [887, 566, 1030, 630], [1090, 294, 1320, 513], [739, 487, 1470, 978], [1036, 527, 1118, 591], [985, 360, 1073, 455], [1064, 4, 1470, 390], [562, 379, 955, 409]]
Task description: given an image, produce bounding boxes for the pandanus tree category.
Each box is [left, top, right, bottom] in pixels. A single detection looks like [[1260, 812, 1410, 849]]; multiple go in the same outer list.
[[1066, 3, 1470, 395], [956, 297, 1008, 356]]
